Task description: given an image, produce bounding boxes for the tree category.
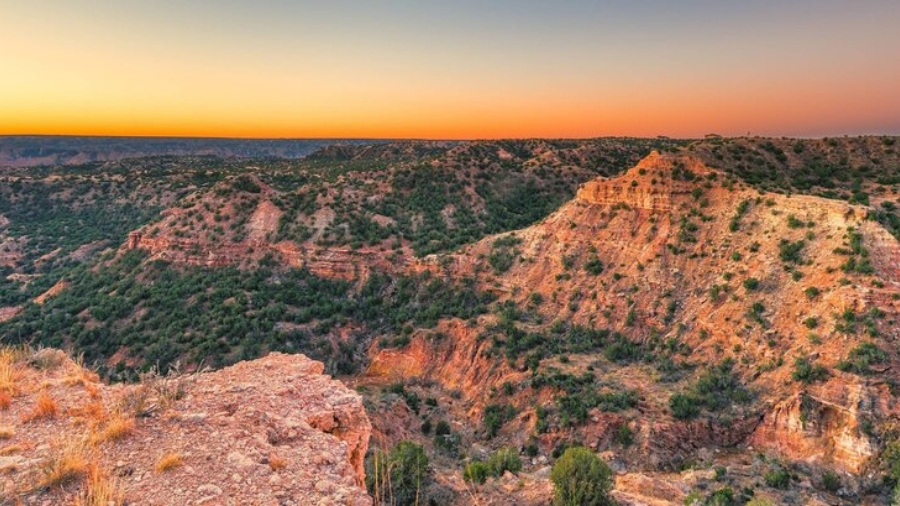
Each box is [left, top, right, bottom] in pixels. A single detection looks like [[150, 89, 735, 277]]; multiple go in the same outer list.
[[550, 447, 616, 506], [366, 441, 430, 506]]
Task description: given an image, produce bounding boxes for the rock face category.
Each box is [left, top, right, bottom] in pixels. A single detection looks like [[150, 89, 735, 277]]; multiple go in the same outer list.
[[750, 387, 879, 474], [1, 351, 372, 505]]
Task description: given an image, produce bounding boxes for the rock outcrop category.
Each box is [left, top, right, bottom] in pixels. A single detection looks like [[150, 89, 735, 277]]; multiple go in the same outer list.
[[1, 350, 372, 505]]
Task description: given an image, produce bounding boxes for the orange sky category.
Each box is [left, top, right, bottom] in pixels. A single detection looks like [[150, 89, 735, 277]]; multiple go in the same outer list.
[[2, 1, 899, 139]]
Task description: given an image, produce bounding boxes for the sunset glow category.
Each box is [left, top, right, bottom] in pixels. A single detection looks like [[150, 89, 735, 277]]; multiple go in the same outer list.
[[2, 1, 899, 139]]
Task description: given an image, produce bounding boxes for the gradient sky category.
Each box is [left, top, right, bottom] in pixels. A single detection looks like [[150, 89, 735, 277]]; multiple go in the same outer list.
[[1, 0, 899, 139]]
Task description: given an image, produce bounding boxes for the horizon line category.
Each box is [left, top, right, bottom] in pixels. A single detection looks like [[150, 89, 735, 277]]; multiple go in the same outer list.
[[2, 133, 899, 142]]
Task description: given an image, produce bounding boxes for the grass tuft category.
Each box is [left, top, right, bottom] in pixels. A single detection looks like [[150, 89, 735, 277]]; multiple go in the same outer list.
[[155, 452, 183, 473], [39, 435, 90, 489], [74, 465, 125, 506], [91, 412, 135, 445], [0, 348, 21, 396], [22, 391, 59, 422]]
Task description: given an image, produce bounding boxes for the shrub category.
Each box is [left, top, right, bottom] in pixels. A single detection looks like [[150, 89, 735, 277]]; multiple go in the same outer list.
[[778, 240, 805, 264], [671, 358, 750, 419], [786, 215, 805, 228], [434, 430, 460, 456], [486, 447, 522, 477], [837, 342, 887, 375], [366, 441, 430, 506], [742, 278, 760, 290], [463, 461, 490, 484], [584, 257, 604, 276], [821, 470, 840, 492], [791, 358, 829, 384], [670, 393, 701, 420], [706, 488, 735, 506], [614, 424, 634, 446], [764, 467, 792, 489], [550, 447, 615, 506], [232, 175, 261, 193], [483, 403, 516, 438], [748, 302, 766, 324]]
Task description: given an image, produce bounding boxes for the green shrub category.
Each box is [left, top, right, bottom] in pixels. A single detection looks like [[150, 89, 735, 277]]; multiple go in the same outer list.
[[778, 240, 805, 264], [483, 403, 516, 438], [786, 215, 805, 228], [706, 488, 735, 506], [837, 342, 887, 375], [671, 358, 750, 419], [764, 467, 792, 489], [584, 257, 604, 276], [550, 447, 615, 506], [366, 441, 430, 506], [742, 278, 760, 290], [487, 447, 523, 477], [463, 462, 490, 484], [821, 470, 840, 492], [791, 357, 829, 384], [614, 424, 634, 446], [670, 393, 701, 420]]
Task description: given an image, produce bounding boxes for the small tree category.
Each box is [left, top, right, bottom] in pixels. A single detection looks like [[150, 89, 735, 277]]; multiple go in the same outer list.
[[550, 447, 616, 506], [366, 441, 430, 506]]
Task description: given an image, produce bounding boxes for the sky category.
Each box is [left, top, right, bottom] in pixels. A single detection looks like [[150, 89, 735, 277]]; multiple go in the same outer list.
[[1, 0, 899, 139]]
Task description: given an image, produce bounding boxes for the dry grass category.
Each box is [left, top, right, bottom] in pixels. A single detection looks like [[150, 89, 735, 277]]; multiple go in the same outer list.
[[154, 452, 183, 473], [91, 412, 135, 445], [0, 347, 21, 396], [140, 363, 197, 411], [38, 435, 90, 489], [0, 427, 13, 440], [116, 384, 151, 418], [0, 391, 10, 410], [74, 465, 125, 506], [64, 354, 100, 387], [22, 391, 58, 422], [71, 400, 108, 425], [268, 452, 287, 471]]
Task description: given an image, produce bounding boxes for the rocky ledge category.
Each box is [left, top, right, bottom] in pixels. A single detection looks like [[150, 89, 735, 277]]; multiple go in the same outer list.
[[0, 349, 372, 505]]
